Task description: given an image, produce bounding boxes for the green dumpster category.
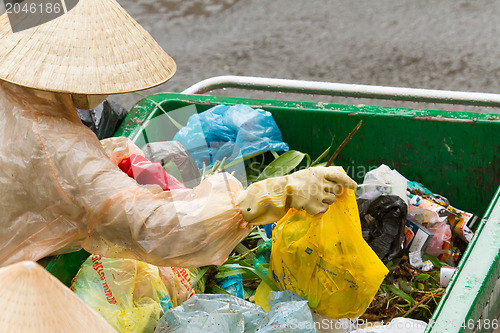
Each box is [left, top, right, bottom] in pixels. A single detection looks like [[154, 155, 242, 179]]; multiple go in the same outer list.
[[115, 93, 500, 333]]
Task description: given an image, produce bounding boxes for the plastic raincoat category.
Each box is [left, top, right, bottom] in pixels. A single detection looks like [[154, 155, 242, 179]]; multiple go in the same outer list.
[[0, 81, 251, 268]]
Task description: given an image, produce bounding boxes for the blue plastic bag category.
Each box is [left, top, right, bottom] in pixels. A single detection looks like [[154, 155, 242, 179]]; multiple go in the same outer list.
[[173, 104, 289, 169], [154, 291, 317, 333], [262, 223, 276, 239], [216, 264, 245, 299], [253, 240, 272, 275]]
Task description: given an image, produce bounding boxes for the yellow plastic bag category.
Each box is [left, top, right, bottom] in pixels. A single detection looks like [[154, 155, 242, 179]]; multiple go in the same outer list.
[[255, 189, 388, 319], [71, 255, 197, 333]]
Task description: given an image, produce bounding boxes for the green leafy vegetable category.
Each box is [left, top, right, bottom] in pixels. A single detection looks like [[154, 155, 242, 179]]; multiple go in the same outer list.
[[414, 273, 431, 282], [386, 284, 415, 305], [254, 150, 307, 181]]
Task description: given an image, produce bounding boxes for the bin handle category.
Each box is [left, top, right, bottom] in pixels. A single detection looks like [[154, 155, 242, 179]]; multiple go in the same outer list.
[[181, 75, 500, 108]]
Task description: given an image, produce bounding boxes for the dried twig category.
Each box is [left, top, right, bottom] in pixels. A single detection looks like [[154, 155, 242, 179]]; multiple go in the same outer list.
[[326, 120, 363, 166], [402, 292, 444, 318]]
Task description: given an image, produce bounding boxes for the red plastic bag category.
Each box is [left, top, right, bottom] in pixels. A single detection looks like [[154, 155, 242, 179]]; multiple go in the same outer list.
[[118, 154, 187, 191]]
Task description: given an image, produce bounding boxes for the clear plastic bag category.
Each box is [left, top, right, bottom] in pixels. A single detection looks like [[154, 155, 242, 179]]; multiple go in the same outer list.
[[155, 290, 316, 333]]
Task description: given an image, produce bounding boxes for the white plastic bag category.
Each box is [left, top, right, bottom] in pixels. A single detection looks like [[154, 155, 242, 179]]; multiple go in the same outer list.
[[360, 165, 408, 204]]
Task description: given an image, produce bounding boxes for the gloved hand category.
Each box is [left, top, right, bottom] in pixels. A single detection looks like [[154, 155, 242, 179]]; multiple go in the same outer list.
[[101, 136, 145, 164], [237, 166, 358, 225]]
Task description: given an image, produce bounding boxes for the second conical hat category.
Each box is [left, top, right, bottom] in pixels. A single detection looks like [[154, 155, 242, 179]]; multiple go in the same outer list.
[[0, 261, 116, 332], [0, 0, 176, 95]]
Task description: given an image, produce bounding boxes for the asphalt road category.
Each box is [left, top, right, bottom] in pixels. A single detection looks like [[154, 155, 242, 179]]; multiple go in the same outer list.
[[113, 0, 500, 114]]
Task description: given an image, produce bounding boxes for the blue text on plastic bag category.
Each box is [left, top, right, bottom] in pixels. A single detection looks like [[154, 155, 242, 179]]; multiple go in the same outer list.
[[173, 104, 289, 169]]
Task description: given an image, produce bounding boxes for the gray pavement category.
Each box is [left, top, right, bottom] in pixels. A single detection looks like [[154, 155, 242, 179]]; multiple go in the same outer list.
[[112, 0, 500, 113]]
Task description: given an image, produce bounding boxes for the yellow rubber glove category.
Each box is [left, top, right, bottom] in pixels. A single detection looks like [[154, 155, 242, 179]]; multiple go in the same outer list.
[[237, 166, 358, 226]]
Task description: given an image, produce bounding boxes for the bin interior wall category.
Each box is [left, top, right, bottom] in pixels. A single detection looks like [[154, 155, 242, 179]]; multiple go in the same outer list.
[[116, 95, 500, 217], [115, 94, 500, 332]]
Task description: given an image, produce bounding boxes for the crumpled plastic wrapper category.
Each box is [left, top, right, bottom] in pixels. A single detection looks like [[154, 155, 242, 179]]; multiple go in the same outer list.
[[142, 141, 201, 188]]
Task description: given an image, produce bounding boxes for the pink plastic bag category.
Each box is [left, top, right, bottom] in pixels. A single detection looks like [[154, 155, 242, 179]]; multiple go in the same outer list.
[[426, 222, 452, 257]]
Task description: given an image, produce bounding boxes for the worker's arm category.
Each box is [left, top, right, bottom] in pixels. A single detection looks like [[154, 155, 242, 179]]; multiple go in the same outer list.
[[48, 130, 250, 268], [61, 132, 356, 268], [80, 166, 250, 268]]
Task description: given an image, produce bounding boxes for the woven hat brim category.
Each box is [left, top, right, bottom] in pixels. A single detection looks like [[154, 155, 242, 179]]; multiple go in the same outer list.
[[0, 0, 176, 95], [0, 261, 116, 332]]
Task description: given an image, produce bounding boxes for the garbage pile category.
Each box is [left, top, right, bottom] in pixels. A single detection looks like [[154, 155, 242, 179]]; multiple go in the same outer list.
[[38, 103, 479, 332], [354, 165, 476, 322]]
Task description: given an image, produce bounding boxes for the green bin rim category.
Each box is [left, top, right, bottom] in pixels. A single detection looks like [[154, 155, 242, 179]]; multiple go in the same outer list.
[[115, 93, 500, 139], [115, 93, 500, 333]]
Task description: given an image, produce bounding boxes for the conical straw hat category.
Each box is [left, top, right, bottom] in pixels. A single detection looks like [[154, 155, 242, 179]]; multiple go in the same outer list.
[[0, 261, 116, 332], [0, 0, 176, 95]]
